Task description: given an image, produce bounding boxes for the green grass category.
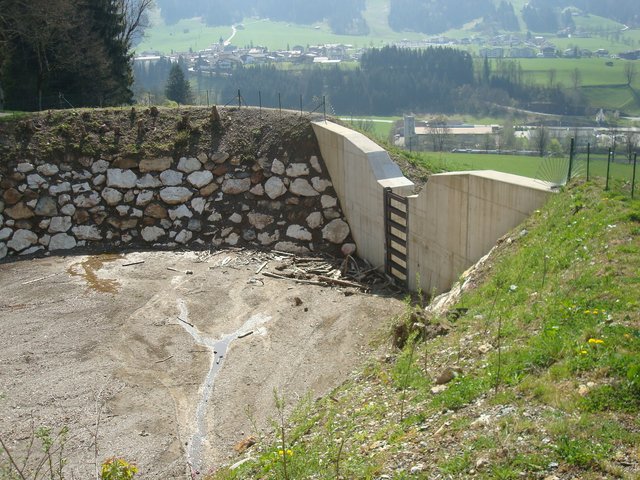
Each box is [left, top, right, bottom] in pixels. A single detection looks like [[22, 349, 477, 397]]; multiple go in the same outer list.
[[407, 151, 637, 183], [514, 58, 636, 88], [136, 17, 230, 54], [212, 179, 640, 479]]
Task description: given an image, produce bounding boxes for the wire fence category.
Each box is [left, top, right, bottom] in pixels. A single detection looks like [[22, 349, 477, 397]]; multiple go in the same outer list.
[[134, 88, 331, 120], [397, 137, 639, 199], [557, 140, 638, 198], [3, 88, 332, 121]]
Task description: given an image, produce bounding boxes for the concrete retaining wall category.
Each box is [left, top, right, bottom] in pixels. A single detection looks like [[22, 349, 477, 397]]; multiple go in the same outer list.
[[312, 121, 413, 270], [312, 121, 554, 295]]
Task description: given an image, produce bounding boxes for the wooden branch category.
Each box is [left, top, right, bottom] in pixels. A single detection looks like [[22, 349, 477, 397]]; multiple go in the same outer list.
[[317, 276, 366, 289], [262, 271, 327, 287]]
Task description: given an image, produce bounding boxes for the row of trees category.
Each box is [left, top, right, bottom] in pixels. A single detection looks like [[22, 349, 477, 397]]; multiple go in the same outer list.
[[190, 46, 582, 117], [207, 47, 476, 115], [0, 0, 152, 111]]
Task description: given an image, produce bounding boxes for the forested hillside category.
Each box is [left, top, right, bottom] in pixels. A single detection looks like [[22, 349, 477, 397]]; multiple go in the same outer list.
[[155, 0, 369, 35], [388, 0, 493, 35], [0, 0, 147, 111]]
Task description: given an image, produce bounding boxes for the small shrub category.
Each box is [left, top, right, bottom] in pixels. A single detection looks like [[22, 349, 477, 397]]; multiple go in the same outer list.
[[101, 457, 138, 480]]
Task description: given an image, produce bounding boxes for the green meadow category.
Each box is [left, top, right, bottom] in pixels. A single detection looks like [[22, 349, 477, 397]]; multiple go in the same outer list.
[[412, 151, 637, 184]]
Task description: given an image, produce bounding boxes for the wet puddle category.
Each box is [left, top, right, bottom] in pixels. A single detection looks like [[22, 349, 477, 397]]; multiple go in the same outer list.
[[176, 299, 271, 475], [67, 254, 123, 294]]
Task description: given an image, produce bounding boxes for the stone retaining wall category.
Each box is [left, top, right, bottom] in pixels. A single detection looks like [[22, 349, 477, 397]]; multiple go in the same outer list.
[[0, 141, 354, 261]]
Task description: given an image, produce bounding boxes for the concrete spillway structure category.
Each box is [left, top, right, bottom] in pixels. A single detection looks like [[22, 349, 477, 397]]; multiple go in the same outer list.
[[312, 121, 554, 295]]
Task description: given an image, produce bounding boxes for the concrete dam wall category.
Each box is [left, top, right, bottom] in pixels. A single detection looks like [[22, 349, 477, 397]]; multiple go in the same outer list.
[[312, 121, 554, 295]]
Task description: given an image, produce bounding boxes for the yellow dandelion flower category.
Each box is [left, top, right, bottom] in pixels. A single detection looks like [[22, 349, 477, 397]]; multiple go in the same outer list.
[[584, 310, 591, 314], [580, 350, 588, 355], [588, 338, 604, 345]]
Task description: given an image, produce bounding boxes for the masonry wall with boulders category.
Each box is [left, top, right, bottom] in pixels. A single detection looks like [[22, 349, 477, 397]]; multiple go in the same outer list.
[[0, 127, 355, 261]]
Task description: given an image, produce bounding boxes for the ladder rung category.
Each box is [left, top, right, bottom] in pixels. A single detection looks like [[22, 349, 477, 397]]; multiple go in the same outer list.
[[388, 219, 407, 234], [389, 233, 407, 248], [388, 259, 407, 275]]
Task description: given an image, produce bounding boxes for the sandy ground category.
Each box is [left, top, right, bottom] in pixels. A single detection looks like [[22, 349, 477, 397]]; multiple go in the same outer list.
[[0, 250, 403, 478]]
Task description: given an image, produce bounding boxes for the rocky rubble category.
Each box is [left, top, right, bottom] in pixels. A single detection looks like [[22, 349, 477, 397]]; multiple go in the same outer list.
[[0, 116, 354, 260]]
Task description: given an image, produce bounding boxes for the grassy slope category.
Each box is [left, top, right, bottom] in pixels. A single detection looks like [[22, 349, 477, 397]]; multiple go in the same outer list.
[[213, 176, 640, 479]]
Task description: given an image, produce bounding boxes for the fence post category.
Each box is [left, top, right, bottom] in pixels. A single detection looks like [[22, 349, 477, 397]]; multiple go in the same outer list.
[[299, 94, 303, 116], [632, 152, 637, 199], [566, 137, 575, 184], [237, 90, 242, 108], [586, 142, 591, 182], [206, 90, 210, 107], [605, 148, 612, 191], [259, 91, 262, 112], [278, 93, 282, 114], [322, 95, 326, 122]]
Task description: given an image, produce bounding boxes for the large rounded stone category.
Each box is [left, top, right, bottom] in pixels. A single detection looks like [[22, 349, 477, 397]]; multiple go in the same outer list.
[[35, 197, 58, 217], [5, 202, 34, 220], [177, 157, 202, 173], [37, 164, 59, 176], [107, 169, 137, 188], [286, 163, 309, 177], [49, 182, 71, 195], [49, 216, 72, 233], [264, 177, 287, 199], [222, 178, 251, 195], [271, 159, 285, 175], [144, 204, 168, 219], [175, 229, 193, 244], [49, 233, 77, 251], [139, 157, 172, 173], [286, 225, 312, 241], [101, 188, 123, 206], [311, 177, 333, 193], [322, 219, 350, 244], [74, 191, 100, 208], [3, 188, 22, 205], [290, 179, 319, 197], [160, 187, 193, 205], [7, 229, 38, 251], [141, 226, 165, 242], [72, 225, 102, 241], [187, 170, 214, 188], [169, 205, 193, 220], [137, 174, 162, 188], [248, 212, 274, 230], [160, 170, 183, 186], [306, 212, 324, 229]]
